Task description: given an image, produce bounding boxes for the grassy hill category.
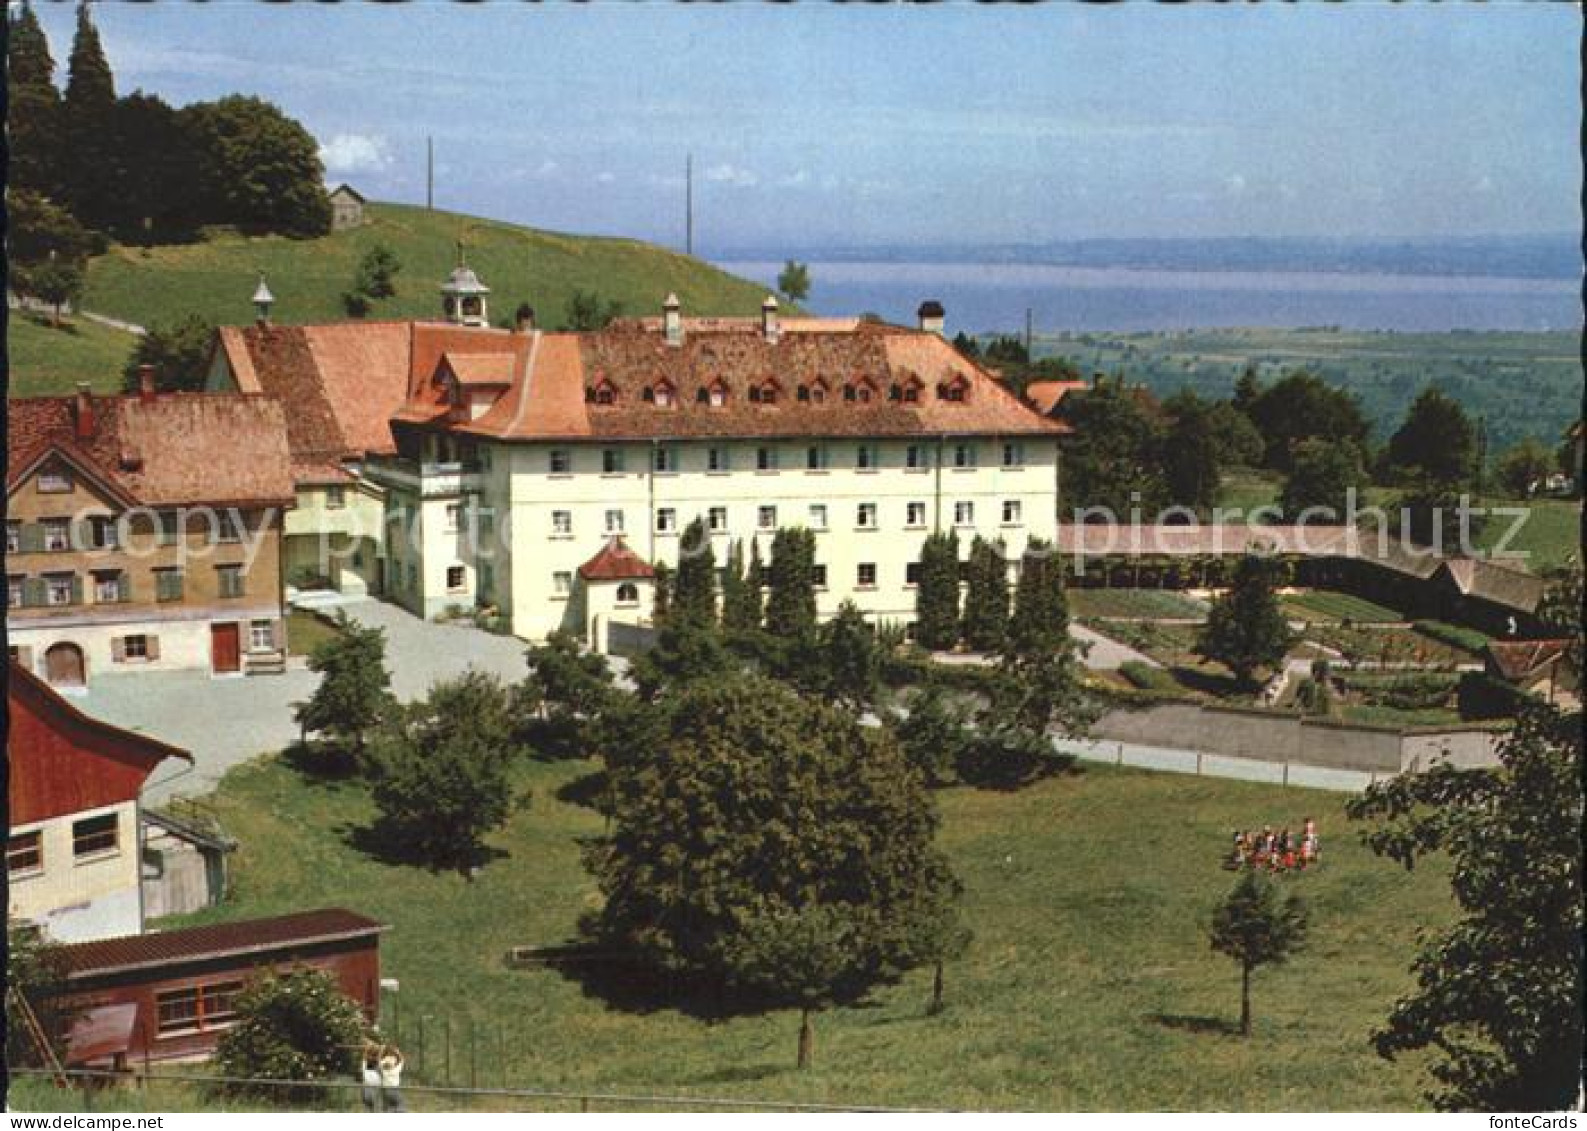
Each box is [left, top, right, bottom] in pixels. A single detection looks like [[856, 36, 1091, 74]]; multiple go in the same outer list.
[[1038, 327, 1583, 454], [7, 312, 140, 397], [82, 202, 776, 332]]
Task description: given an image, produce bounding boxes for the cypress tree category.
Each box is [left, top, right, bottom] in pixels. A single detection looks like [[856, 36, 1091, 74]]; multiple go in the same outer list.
[[6, 2, 63, 198], [765, 528, 818, 642], [63, 1, 120, 231], [914, 532, 961, 651], [651, 562, 673, 624], [961, 536, 1009, 652], [672, 517, 718, 628], [721, 539, 763, 633]]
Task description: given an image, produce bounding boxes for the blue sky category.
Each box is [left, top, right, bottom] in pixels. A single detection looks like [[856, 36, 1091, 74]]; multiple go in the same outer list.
[[33, 2, 1582, 252]]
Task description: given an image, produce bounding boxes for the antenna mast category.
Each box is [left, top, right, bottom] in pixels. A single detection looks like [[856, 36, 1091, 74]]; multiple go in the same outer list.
[[686, 153, 694, 257], [427, 136, 434, 211]]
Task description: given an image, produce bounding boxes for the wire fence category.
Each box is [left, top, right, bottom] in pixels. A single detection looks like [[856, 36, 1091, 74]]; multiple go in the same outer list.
[[7, 1066, 939, 1114]]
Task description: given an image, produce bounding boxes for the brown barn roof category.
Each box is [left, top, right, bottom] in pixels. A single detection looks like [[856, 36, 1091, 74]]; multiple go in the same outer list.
[[6, 393, 295, 507], [578, 537, 656, 582], [57, 908, 388, 979], [1484, 638, 1570, 682]]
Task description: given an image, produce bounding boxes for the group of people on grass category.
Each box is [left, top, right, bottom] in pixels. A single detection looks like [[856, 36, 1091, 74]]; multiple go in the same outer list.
[[1223, 818, 1320, 873], [360, 1042, 406, 1112]]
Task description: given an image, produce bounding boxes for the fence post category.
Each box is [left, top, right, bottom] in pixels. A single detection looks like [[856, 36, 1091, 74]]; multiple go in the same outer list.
[[470, 1020, 478, 1090], [444, 1016, 452, 1087], [417, 1016, 426, 1080], [1195, 751, 1203, 775], [1283, 760, 1290, 787], [1116, 741, 1124, 766]]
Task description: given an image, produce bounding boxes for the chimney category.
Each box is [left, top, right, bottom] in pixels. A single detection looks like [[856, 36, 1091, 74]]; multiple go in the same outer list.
[[662, 293, 683, 347], [761, 294, 780, 343], [138, 364, 157, 403], [514, 304, 535, 333], [73, 383, 95, 440], [917, 300, 945, 336]]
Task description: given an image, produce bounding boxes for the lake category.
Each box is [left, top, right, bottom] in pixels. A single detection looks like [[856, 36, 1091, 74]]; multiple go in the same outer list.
[[714, 259, 1582, 335]]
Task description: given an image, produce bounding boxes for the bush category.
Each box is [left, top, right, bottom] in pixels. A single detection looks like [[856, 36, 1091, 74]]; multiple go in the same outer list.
[[1413, 620, 1490, 655], [1119, 660, 1178, 693], [1457, 671, 1529, 720], [212, 967, 369, 1103]]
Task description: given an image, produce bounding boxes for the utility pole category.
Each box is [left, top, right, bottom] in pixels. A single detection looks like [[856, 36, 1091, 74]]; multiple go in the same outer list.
[[427, 136, 434, 211], [685, 153, 694, 257]]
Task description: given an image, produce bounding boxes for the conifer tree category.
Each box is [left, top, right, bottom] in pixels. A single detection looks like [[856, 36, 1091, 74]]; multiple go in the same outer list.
[[816, 600, 880, 711], [62, 2, 120, 231], [961, 536, 1009, 652], [765, 527, 818, 641], [672, 517, 718, 627], [1195, 554, 1294, 690], [1209, 872, 1308, 1037], [914, 532, 961, 651], [720, 540, 762, 633], [6, 2, 63, 198]]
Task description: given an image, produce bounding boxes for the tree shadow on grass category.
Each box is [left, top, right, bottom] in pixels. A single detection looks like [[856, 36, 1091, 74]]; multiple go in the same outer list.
[[1168, 666, 1254, 701], [955, 738, 1080, 792], [552, 767, 611, 812], [339, 816, 510, 877], [1145, 1012, 1243, 1037], [279, 739, 362, 788]]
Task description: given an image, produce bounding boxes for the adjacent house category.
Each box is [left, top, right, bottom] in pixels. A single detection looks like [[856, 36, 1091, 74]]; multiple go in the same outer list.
[[328, 183, 366, 231], [6, 659, 191, 942], [6, 378, 296, 686], [1483, 637, 1576, 700], [52, 908, 388, 1068]]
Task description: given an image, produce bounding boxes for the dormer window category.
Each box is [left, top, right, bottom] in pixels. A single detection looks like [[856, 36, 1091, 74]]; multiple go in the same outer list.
[[799, 380, 829, 405], [750, 379, 780, 405], [646, 379, 676, 408], [702, 380, 728, 408], [939, 376, 970, 403], [901, 377, 923, 404], [592, 379, 618, 406], [844, 378, 876, 404]]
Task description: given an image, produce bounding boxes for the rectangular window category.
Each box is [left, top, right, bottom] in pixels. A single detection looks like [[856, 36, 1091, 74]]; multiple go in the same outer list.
[[954, 501, 976, 526], [553, 571, 572, 596], [446, 565, 466, 591], [155, 568, 184, 602], [249, 620, 275, 651], [708, 506, 728, 533], [8, 576, 23, 609], [88, 516, 119, 550], [602, 449, 625, 474], [217, 565, 244, 599], [326, 485, 346, 509], [953, 443, 977, 469], [45, 573, 75, 606], [857, 563, 877, 588], [806, 445, 828, 470], [93, 571, 126, 604], [906, 562, 923, 586], [1002, 499, 1023, 525], [906, 445, 927, 470], [156, 981, 245, 1036], [756, 447, 778, 471], [856, 502, 877, 529], [813, 564, 828, 589], [550, 450, 572, 474], [72, 813, 118, 858], [445, 504, 462, 534], [605, 509, 625, 535], [1002, 442, 1025, 468], [757, 505, 777, 531], [157, 510, 181, 546], [654, 446, 679, 473], [42, 519, 70, 552], [37, 468, 71, 493], [214, 511, 241, 544], [907, 501, 927, 528], [656, 508, 678, 534], [808, 504, 828, 530], [123, 633, 149, 660], [856, 444, 877, 470], [6, 522, 21, 554], [707, 447, 729, 472], [7, 832, 42, 877], [552, 510, 573, 536]]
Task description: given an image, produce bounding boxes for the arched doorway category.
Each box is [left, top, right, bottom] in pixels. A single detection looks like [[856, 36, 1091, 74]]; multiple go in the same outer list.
[[44, 642, 86, 687]]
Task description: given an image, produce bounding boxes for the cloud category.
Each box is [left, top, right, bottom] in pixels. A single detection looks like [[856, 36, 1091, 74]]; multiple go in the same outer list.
[[703, 163, 759, 188], [1224, 173, 1248, 195], [594, 171, 617, 185], [319, 133, 393, 175], [777, 170, 811, 188], [535, 159, 561, 179]]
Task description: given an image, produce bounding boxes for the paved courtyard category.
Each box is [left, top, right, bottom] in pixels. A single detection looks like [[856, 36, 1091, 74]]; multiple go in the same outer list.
[[75, 598, 535, 803]]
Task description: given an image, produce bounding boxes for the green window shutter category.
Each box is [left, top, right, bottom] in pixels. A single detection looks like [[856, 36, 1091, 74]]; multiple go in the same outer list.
[[145, 635, 161, 661], [22, 577, 47, 607], [117, 573, 132, 602], [69, 574, 83, 605], [19, 523, 44, 554]]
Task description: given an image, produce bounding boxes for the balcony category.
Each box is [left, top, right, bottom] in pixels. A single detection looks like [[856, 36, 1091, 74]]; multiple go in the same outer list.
[[364, 458, 481, 498]]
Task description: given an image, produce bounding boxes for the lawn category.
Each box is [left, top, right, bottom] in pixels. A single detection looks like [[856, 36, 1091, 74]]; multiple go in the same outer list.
[[1070, 589, 1208, 621], [1216, 468, 1283, 515], [80, 202, 776, 332], [285, 608, 345, 658], [22, 750, 1454, 1113], [1280, 591, 1404, 624], [1470, 495, 1582, 574], [6, 313, 140, 397]]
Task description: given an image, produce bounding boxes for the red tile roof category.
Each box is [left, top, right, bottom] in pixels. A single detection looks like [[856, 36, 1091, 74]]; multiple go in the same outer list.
[[6, 393, 296, 507], [57, 908, 388, 979], [1024, 379, 1089, 417], [578, 537, 656, 581], [1484, 638, 1570, 682]]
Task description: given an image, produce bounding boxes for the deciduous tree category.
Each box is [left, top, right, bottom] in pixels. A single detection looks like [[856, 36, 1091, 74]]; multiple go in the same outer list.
[[1195, 554, 1293, 690], [815, 600, 880, 711], [121, 315, 216, 394], [776, 260, 811, 303], [294, 613, 393, 765], [182, 96, 331, 237], [1386, 387, 1476, 489], [213, 967, 369, 1103], [1280, 437, 1366, 521], [1495, 437, 1554, 499]]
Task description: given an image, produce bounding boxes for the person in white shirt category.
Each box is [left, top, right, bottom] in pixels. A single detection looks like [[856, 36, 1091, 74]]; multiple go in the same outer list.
[[378, 1045, 406, 1112]]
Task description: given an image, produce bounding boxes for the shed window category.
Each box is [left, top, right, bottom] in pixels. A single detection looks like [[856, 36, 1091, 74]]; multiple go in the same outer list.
[[156, 981, 245, 1036], [73, 813, 119, 858], [8, 832, 42, 877]]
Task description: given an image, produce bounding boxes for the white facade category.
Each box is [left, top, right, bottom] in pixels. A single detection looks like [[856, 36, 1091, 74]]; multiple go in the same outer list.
[[7, 800, 144, 943], [9, 605, 284, 686], [463, 434, 1061, 645]]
